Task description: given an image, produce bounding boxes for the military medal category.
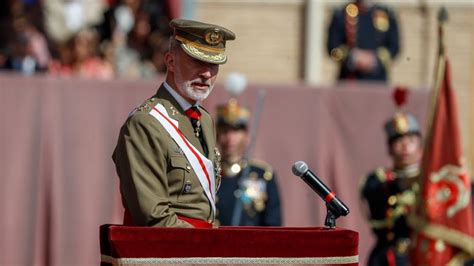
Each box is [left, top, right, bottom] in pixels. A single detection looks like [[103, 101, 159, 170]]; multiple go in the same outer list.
[[214, 147, 222, 190], [194, 120, 201, 137], [184, 106, 201, 137], [240, 177, 267, 213]]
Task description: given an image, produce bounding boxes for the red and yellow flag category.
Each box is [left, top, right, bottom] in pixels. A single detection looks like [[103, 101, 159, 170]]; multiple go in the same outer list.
[[410, 12, 473, 265]]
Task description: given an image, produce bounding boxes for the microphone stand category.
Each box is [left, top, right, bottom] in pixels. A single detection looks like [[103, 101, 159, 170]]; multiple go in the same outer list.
[[325, 204, 337, 229], [324, 202, 344, 229]]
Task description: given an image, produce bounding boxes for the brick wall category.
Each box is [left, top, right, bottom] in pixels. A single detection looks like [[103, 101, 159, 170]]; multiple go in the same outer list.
[[195, 0, 305, 83]]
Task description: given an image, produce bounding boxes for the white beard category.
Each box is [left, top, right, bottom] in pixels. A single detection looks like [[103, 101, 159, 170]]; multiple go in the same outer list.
[[179, 80, 214, 102], [174, 68, 214, 102]]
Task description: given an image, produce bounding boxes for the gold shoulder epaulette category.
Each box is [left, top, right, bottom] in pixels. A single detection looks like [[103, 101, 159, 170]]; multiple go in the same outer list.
[[136, 97, 158, 113], [374, 167, 388, 182], [250, 159, 274, 181], [359, 167, 388, 194]]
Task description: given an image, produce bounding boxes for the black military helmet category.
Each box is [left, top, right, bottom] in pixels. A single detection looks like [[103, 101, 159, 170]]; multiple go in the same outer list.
[[385, 87, 421, 144]]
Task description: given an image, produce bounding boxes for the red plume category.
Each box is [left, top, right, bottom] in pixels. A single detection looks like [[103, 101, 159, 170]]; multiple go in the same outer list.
[[393, 86, 409, 108]]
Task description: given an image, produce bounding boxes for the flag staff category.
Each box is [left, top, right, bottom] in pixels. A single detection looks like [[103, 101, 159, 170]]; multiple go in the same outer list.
[[422, 6, 449, 174], [425, 7, 448, 140]]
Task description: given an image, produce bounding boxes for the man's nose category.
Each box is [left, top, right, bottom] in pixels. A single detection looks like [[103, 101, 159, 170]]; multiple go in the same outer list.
[[198, 63, 217, 79], [400, 141, 413, 151], [199, 68, 212, 79]]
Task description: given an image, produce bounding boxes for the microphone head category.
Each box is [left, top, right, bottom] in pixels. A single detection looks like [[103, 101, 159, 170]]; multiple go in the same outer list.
[[292, 161, 308, 177]]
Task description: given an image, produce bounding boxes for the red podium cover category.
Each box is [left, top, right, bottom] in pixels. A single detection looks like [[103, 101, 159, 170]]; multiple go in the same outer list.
[[100, 225, 358, 265]]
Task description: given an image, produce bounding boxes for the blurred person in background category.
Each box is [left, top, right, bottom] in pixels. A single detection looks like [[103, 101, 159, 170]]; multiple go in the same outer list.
[[96, 0, 171, 78], [148, 31, 170, 74], [0, 1, 10, 69], [215, 100, 282, 226], [49, 28, 113, 79], [0, 48, 7, 69], [43, 0, 105, 43], [72, 28, 113, 79], [327, 0, 400, 82], [360, 108, 423, 265], [48, 38, 75, 77], [5, 0, 44, 34], [4, 15, 51, 74]]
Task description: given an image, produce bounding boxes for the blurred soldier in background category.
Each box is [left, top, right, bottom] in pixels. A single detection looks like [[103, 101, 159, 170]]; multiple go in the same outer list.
[[215, 100, 282, 226], [327, 0, 400, 82], [360, 107, 423, 265]]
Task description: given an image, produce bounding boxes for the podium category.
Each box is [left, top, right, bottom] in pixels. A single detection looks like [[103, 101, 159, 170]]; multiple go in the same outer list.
[[100, 225, 358, 265]]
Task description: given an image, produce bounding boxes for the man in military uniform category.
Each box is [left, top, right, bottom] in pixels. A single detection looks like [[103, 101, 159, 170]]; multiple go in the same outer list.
[[327, 0, 400, 81], [112, 19, 235, 228], [215, 100, 282, 226], [360, 111, 423, 265]]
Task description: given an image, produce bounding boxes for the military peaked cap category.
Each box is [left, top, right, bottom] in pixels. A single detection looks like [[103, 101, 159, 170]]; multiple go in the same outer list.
[[170, 19, 236, 64]]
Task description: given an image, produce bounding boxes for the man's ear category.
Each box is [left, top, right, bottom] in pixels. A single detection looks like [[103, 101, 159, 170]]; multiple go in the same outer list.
[[164, 51, 175, 72]]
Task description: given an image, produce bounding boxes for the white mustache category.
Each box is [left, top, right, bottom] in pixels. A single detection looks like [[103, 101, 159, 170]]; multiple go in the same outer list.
[[189, 79, 211, 86]]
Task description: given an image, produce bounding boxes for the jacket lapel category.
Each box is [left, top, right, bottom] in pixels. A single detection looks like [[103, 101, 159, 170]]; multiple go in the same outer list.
[[155, 86, 205, 156], [199, 109, 214, 160]]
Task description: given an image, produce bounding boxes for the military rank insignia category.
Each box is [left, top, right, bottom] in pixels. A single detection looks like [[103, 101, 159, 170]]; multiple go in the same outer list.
[[169, 106, 178, 116]]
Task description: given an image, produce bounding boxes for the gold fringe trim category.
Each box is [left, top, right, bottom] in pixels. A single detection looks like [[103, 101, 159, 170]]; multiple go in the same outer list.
[[446, 251, 471, 266], [408, 215, 474, 255]]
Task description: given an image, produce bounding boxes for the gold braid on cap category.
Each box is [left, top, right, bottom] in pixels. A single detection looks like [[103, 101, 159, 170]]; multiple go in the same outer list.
[[175, 35, 225, 53]]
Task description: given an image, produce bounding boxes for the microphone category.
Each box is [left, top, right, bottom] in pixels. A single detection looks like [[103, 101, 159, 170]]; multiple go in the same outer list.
[[292, 161, 349, 217]]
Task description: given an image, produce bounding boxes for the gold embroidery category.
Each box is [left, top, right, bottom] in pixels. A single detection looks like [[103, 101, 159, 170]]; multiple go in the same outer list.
[[183, 44, 226, 62]]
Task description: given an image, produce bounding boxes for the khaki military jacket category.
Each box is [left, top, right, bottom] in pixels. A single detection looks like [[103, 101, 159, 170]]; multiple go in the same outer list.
[[113, 84, 218, 227]]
